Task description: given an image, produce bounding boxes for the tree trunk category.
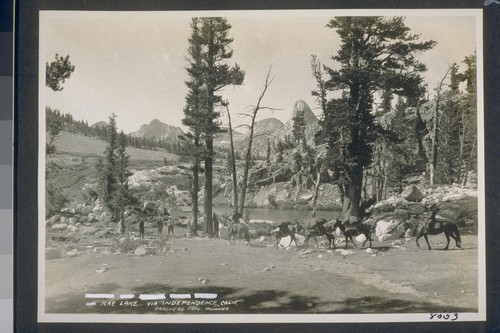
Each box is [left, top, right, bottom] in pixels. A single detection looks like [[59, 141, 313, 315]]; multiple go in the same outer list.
[[239, 131, 254, 216], [337, 184, 345, 206], [430, 99, 439, 185], [462, 135, 476, 186], [430, 67, 450, 185], [311, 167, 322, 218], [238, 68, 275, 216], [362, 170, 368, 203], [191, 159, 199, 235], [204, 137, 213, 237], [371, 168, 377, 200], [226, 106, 238, 210], [457, 108, 467, 184], [117, 210, 125, 234], [342, 167, 363, 219]]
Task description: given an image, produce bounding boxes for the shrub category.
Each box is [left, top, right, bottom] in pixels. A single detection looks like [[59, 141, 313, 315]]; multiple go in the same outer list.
[[113, 236, 137, 254], [46, 182, 69, 217]]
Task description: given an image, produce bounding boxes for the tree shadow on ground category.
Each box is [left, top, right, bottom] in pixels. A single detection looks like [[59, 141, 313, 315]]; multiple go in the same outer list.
[[431, 247, 474, 251], [332, 296, 477, 313], [132, 283, 326, 314], [45, 282, 326, 314], [45, 282, 122, 313], [45, 283, 477, 315]]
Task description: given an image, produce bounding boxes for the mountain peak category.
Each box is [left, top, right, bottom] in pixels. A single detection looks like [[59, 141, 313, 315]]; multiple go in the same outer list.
[[254, 117, 285, 134], [292, 99, 317, 124], [91, 121, 108, 128], [150, 118, 163, 125], [130, 119, 184, 141]]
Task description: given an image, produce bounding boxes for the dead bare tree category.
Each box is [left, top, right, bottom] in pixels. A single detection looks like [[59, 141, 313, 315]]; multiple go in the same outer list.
[[430, 66, 452, 185], [225, 103, 239, 210], [237, 67, 280, 215]]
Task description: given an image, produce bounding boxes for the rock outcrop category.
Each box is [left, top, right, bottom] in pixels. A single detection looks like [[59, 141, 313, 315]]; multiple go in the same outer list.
[[365, 185, 478, 240]]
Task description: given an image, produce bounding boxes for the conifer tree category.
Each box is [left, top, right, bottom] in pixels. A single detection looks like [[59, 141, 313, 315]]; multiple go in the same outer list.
[[292, 109, 306, 146], [45, 54, 75, 154], [95, 114, 132, 230], [318, 17, 435, 218], [183, 17, 244, 236]]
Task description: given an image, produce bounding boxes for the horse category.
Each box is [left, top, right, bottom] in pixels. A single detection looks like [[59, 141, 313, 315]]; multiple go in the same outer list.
[[295, 218, 335, 249], [416, 210, 461, 250], [215, 213, 250, 245], [271, 221, 300, 248], [332, 219, 374, 249]]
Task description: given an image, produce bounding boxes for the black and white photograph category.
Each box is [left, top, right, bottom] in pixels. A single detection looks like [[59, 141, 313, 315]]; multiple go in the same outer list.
[[38, 9, 485, 323]]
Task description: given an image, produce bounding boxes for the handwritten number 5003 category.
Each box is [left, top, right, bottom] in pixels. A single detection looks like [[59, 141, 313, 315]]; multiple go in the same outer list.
[[429, 312, 459, 321]]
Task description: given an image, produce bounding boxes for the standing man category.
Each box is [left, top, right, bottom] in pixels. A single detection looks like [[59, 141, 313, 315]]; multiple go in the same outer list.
[[166, 210, 175, 238], [139, 218, 145, 238], [157, 217, 164, 236]]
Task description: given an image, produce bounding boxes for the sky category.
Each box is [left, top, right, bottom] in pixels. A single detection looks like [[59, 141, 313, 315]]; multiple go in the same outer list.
[[40, 10, 480, 134]]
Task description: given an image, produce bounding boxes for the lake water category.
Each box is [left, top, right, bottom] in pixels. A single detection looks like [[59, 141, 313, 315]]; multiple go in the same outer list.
[[173, 205, 342, 224]]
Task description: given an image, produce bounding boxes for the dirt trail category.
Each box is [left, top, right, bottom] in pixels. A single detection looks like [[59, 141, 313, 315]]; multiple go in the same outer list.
[[44, 233, 478, 314]]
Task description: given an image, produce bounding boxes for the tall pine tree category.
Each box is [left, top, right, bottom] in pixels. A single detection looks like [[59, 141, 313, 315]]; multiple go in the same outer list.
[[183, 18, 244, 236], [95, 114, 132, 230], [318, 17, 435, 218]]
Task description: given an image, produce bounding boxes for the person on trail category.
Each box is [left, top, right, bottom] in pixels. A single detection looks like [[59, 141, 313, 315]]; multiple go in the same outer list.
[[166, 211, 175, 238], [212, 213, 219, 236], [139, 219, 145, 238], [424, 209, 441, 233], [157, 217, 164, 236], [229, 210, 240, 234]]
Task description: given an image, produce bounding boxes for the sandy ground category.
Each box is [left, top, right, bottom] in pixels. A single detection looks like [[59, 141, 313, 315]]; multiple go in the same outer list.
[[44, 229, 478, 315]]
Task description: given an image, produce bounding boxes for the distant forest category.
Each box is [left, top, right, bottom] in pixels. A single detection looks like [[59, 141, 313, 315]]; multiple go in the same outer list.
[[46, 107, 185, 155]]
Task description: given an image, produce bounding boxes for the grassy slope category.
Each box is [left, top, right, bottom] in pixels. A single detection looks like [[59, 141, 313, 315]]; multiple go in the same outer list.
[[53, 131, 179, 162], [47, 132, 182, 203]]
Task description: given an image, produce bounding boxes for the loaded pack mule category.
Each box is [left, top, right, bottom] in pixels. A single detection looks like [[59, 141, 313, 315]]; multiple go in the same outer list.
[[416, 210, 461, 250], [332, 219, 374, 249], [214, 212, 250, 245], [295, 218, 335, 249], [271, 221, 300, 248]]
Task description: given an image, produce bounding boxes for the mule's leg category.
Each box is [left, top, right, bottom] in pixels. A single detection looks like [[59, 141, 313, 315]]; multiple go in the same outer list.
[[344, 235, 358, 249], [416, 229, 423, 248], [364, 233, 372, 248], [423, 233, 432, 250], [327, 234, 334, 249], [452, 225, 462, 248], [444, 232, 451, 250], [350, 235, 358, 248], [362, 232, 370, 248], [451, 234, 461, 248]]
